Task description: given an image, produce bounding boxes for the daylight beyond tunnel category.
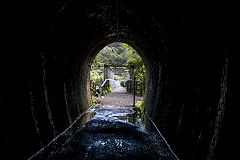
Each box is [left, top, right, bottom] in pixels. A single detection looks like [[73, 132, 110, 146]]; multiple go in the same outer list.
[[2, 0, 232, 160], [90, 42, 146, 96]]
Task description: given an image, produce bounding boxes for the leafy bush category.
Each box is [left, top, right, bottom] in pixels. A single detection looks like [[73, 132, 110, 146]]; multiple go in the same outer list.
[[123, 43, 146, 82], [90, 68, 104, 87], [135, 99, 144, 113], [90, 42, 146, 95], [120, 81, 125, 87]]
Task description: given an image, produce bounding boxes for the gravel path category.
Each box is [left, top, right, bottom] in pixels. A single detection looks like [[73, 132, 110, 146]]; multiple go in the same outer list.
[[96, 80, 142, 107]]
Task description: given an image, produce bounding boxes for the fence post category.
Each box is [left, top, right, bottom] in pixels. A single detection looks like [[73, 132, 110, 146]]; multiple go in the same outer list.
[[133, 78, 136, 107], [130, 80, 132, 93], [140, 82, 143, 96]]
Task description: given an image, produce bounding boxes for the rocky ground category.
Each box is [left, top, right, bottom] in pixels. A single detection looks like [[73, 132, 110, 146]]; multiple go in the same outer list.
[[29, 80, 177, 160], [31, 119, 176, 160]]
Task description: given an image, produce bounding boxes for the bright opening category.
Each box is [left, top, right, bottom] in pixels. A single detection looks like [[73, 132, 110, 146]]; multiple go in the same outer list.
[[90, 42, 146, 95]]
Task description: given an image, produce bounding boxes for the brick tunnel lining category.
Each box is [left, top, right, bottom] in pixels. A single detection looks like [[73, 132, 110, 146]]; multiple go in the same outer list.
[[2, 0, 231, 160]]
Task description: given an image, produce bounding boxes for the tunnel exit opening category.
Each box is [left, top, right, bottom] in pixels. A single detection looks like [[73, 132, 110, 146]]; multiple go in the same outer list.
[[89, 42, 147, 107], [76, 39, 180, 159]]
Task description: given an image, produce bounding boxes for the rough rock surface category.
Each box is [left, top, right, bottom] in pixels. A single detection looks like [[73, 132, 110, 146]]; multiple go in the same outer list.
[[32, 119, 176, 160]]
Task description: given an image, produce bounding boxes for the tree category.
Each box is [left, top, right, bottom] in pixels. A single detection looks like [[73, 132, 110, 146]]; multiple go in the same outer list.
[[123, 43, 146, 82], [90, 42, 146, 86], [97, 42, 129, 66]]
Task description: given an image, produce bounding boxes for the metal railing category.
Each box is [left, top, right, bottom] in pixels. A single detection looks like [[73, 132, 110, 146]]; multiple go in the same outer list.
[[100, 79, 114, 95], [28, 104, 96, 160], [125, 79, 145, 96], [144, 110, 180, 160]]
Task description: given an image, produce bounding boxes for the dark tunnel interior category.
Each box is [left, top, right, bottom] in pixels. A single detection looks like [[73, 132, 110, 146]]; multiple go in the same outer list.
[[2, 0, 233, 159]]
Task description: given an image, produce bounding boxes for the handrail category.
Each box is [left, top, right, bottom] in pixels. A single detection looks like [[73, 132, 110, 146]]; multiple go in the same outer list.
[[101, 79, 111, 87], [101, 78, 117, 87], [125, 79, 144, 97], [126, 79, 143, 83], [144, 110, 179, 160], [28, 104, 95, 160]]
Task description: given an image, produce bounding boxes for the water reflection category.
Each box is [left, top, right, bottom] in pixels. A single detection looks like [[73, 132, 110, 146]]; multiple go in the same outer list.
[[81, 104, 145, 131]]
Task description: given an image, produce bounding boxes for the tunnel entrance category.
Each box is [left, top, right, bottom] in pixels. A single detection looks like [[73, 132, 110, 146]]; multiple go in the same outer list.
[[89, 41, 147, 129], [3, 1, 231, 160], [28, 40, 180, 159], [28, 39, 182, 159], [89, 42, 146, 103]]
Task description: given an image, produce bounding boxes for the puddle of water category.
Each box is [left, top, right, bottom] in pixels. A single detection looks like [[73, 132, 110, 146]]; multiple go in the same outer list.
[[85, 104, 145, 131]]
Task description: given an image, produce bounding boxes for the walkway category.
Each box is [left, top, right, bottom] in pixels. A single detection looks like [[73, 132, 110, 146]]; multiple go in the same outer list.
[[29, 80, 177, 160], [96, 79, 142, 107]]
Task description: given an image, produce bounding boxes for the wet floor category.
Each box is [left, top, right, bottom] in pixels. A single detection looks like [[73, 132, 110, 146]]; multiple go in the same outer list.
[[29, 104, 177, 160], [29, 83, 177, 160], [87, 104, 145, 131], [29, 78, 179, 160]]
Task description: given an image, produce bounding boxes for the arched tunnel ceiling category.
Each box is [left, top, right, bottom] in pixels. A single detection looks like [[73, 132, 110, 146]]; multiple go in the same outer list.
[[2, 0, 232, 159], [48, 0, 180, 65]]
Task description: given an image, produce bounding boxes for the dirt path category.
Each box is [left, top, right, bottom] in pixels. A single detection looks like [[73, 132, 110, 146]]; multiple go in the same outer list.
[[95, 80, 142, 107]]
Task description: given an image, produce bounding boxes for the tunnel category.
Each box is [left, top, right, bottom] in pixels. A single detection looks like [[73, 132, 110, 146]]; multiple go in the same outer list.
[[2, 0, 233, 159]]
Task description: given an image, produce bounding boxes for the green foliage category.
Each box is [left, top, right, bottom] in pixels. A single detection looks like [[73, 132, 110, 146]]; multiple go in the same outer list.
[[120, 81, 125, 87], [135, 99, 144, 113], [92, 96, 97, 104], [98, 84, 113, 96], [97, 42, 128, 66], [90, 67, 104, 87], [90, 42, 129, 87], [123, 43, 146, 82], [91, 42, 146, 94], [114, 74, 127, 80]]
